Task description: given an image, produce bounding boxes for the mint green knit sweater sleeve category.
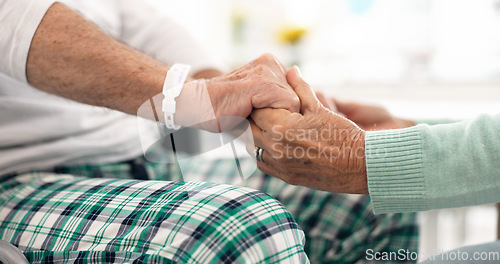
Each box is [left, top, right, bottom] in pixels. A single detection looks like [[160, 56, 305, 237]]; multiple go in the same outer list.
[[365, 114, 500, 214]]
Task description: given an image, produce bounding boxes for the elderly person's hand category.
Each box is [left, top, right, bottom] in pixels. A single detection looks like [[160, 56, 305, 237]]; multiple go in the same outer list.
[[249, 67, 368, 194], [174, 54, 300, 132], [315, 94, 415, 130]]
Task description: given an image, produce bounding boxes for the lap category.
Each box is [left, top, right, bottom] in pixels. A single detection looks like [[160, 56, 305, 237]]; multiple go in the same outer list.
[[1, 153, 419, 263], [141, 154, 419, 264], [244, 171, 418, 263], [180, 155, 419, 263], [0, 173, 308, 263]]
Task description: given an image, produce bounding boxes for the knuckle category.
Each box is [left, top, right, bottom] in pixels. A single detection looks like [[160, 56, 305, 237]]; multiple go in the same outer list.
[[254, 64, 266, 74], [290, 96, 301, 111], [264, 82, 282, 92], [259, 54, 281, 67], [260, 53, 275, 61], [248, 65, 266, 78]]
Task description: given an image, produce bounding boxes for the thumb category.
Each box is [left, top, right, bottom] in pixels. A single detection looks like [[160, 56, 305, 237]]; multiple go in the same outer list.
[[286, 66, 320, 113]]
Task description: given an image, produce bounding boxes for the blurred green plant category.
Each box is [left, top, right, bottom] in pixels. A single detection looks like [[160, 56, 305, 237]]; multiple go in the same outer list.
[[231, 11, 247, 44]]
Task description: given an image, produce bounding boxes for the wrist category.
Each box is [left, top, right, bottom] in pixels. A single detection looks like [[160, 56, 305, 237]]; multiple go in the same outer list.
[[173, 79, 217, 131], [161, 64, 192, 130], [350, 130, 368, 194]]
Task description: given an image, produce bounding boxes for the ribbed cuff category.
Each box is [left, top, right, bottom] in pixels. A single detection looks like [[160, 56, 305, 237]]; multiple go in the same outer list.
[[365, 126, 427, 214]]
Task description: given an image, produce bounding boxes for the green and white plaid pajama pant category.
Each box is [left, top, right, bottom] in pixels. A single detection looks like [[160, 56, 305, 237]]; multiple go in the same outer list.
[[0, 153, 418, 263]]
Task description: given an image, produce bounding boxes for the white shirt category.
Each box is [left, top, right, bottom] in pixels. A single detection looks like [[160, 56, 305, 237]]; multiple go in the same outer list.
[[0, 0, 222, 175]]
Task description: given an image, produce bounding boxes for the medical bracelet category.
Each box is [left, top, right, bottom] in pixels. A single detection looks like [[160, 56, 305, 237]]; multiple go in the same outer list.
[[162, 64, 191, 130]]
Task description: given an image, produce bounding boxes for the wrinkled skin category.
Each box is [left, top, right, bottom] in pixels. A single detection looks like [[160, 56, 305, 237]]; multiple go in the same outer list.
[[315, 93, 416, 131], [175, 54, 300, 132], [250, 67, 368, 194]]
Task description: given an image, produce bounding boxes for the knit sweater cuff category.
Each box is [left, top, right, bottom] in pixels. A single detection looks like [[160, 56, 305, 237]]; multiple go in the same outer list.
[[365, 126, 427, 214]]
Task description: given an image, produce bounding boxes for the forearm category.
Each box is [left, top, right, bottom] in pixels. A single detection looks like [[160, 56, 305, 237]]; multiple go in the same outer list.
[[27, 3, 168, 115], [366, 114, 500, 214]]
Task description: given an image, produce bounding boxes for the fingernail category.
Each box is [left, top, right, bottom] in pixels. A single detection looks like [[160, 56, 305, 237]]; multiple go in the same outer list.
[[293, 65, 302, 77]]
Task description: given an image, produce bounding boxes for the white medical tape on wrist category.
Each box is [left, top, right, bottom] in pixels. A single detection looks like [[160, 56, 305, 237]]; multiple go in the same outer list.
[[162, 64, 191, 130]]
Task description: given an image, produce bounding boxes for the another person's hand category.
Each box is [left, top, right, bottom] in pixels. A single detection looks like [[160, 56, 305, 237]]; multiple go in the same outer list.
[[250, 67, 368, 194], [316, 94, 415, 130], [175, 54, 300, 132]]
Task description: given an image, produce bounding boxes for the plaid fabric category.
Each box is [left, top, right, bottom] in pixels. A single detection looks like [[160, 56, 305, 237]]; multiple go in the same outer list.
[[0, 152, 418, 263], [0, 173, 308, 263], [181, 157, 419, 264]]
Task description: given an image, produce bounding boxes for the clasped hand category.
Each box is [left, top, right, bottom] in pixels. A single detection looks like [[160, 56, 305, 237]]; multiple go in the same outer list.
[[175, 54, 300, 132], [249, 67, 369, 194], [175, 54, 371, 193]]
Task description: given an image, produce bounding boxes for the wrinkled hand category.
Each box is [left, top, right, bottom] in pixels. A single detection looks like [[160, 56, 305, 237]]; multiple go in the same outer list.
[[175, 54, 300, 132], [249, 67, 368, 194], [316, 95, 415, 131]]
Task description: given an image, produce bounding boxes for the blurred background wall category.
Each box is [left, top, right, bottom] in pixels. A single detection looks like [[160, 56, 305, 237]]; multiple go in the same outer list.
[[146, 0, 499, 260], [148, 0, 500, 117]]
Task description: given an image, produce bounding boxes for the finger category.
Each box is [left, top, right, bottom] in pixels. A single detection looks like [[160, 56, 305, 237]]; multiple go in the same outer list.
[[250, 108, 289, 131], [315, 91, 328, 108], [253, 146, 278, 173], [231, 54, 286, 79], [316, 91, 338, 112], [248, 119, 268, 152], [251, 84, 301, 113], [249, 145, 274, 166], [255, 154, 295, 186], [257, 53, 287, 76], [256, 159, 282, 178], [331, 98, 359, 116], [286, 66, 320, 113], [273, 57, 288, 76], [246, 121, 276, 166]]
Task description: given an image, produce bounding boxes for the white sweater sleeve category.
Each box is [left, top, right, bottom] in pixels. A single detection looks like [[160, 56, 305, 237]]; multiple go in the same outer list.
[[118, 0, 225, 75], [0, 0, 56, 83]]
